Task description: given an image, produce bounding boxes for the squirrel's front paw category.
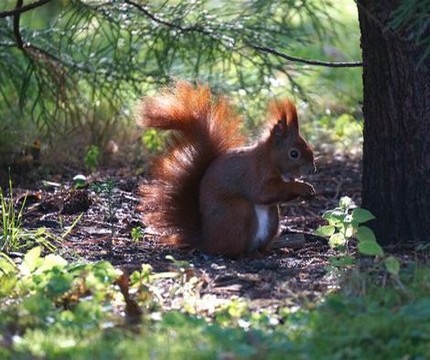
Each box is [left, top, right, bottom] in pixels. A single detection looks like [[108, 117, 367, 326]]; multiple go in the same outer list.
[[300, 183, 316, 200]]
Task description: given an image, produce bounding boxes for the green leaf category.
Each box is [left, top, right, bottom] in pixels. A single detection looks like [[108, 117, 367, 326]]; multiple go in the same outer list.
[[0, 274, 17, 297], [35, 254, 68, 274], [357, 241, 384, 257], [22, 294, 54, 318], [323, 210, 346, 225], [21, 246, 42, 275], [352, 208, 375, 223], [352, 224, 382, 256], [0, 253, 17, 275], [46, 271, 73, 296], [344, 224, 356, 238], [384, 256, 400, 276], [356, 226, 377, 243], [314, 225, 336, 237], [91, 261, 118, 283], [329, 233, 346, 248]]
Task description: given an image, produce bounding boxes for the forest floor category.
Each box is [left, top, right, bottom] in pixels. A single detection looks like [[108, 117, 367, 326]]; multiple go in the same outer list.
[[4, 155, 430, 360], [7, 154, 362, 313]]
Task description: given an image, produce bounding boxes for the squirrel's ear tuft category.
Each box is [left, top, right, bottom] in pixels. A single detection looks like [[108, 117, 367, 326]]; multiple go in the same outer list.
[[272, 118, 288, 138], [285, 100, 298, 132], [268, 99, 299, 135]]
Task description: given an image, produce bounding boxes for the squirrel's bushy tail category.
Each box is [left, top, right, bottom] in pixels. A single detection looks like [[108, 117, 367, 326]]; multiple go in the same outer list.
[[138, 81, 245, 247]]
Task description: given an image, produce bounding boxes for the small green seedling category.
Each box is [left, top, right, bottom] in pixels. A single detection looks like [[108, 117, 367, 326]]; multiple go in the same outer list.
[[73, 174, 87, 189], [131, 227, 144, 242], [84, 145, 101, 172]]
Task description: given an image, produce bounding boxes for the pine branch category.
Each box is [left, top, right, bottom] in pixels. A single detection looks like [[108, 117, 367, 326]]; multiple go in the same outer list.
[[250, 45, 363, 68], [25, 45, 93, 73], [0, 0, 364, 145], [0, 0, 53, 18], [123, 0, 211, 35], [125, 0, 362, 69], [13, 0, 24, 49]]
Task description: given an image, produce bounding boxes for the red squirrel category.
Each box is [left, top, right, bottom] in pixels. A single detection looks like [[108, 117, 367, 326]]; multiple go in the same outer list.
[[138, 81, 316, 257]]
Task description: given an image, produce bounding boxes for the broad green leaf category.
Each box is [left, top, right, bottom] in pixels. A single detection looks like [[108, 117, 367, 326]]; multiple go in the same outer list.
[[329, 233, 346, 248], [314, 225, 336, 237], [21, 246, 42, 275], [344, 224, 355, 238], [356, 226, 377, 243], [35, 254, 68, 274], [0, 253, 17, 275], [384, 256, 400, 276], [352, 208, 375, 223], [323, 210, 346, 225], [0, 274, 17, 297], [357, 240, 384, 257]]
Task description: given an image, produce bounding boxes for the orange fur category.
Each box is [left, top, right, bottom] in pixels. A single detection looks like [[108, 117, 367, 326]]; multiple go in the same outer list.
[[138, 82, 245, 247]]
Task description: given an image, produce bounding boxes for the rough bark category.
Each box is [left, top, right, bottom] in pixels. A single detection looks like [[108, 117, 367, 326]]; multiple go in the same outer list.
[[357, 0, 430, 245]]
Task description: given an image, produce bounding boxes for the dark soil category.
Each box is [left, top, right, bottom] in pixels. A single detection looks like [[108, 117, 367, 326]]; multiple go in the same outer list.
[[7, 155, 362, 310]]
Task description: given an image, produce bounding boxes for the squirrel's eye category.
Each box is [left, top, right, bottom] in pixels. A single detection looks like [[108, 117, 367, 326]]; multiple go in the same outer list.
[[289, 148, 300, 159]]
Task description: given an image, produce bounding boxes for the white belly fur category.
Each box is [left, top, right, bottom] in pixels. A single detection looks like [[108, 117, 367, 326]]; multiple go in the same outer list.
[[252, 204, 271, 250]]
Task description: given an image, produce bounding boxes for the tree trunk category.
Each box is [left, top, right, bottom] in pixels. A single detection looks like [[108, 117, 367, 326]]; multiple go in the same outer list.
[[357, 1, 430, 246]]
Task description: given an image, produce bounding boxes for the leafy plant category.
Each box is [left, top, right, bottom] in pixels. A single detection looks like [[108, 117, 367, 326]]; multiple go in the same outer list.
[[215, 298, 250, 327], [315, 196, 380, 253], [84, 145, 101, 172], [0, 246, 120, 335], [315, 196, 400, 275], [130, 227, 143, 242], [163, 255, 200, 313], [1, 244, 430, 359], [72, 174, 87, 189]]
